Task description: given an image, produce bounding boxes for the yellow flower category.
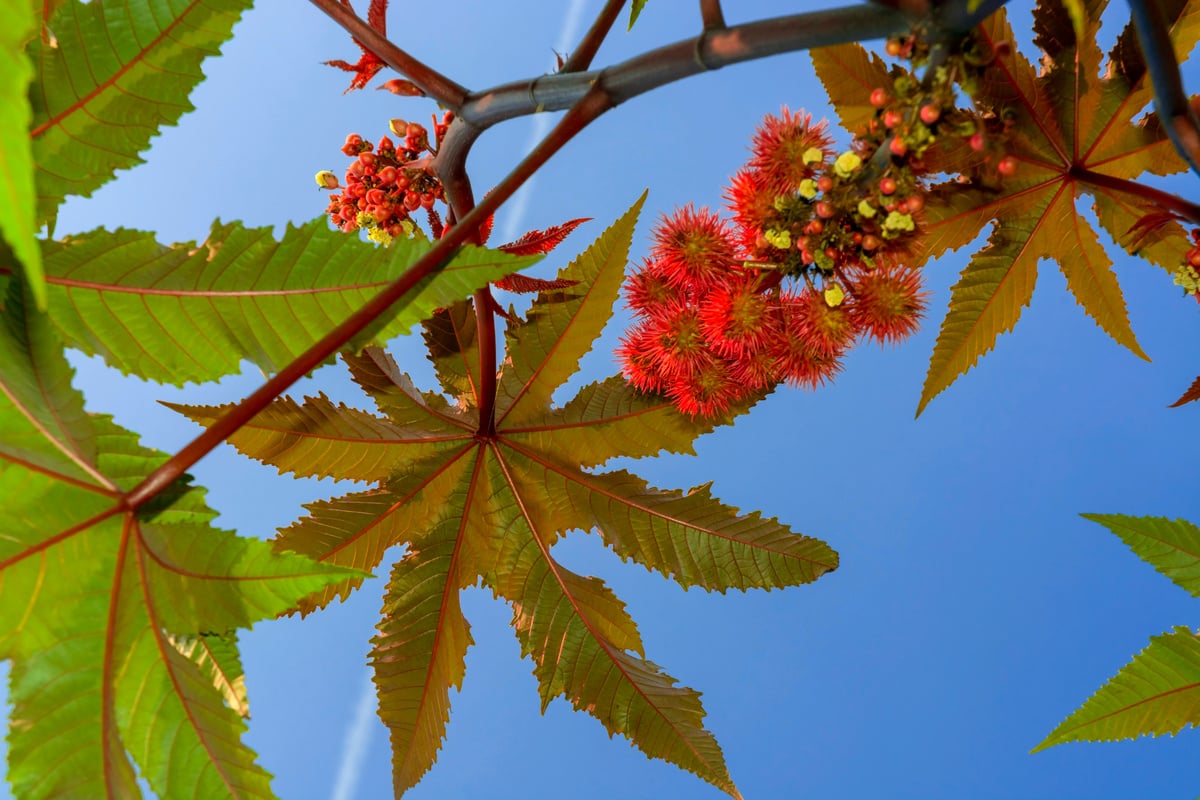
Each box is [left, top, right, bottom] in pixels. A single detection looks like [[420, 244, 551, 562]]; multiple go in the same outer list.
[[823, 283, 845, 307], [314, 170, 339, 189], [834, 152, 862, 178]]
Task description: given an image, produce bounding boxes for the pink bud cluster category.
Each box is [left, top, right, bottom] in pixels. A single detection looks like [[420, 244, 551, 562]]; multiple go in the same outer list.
[[320, 112, 453, 241]]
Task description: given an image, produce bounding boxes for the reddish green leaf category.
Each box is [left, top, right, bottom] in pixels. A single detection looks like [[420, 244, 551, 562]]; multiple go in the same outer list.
[[171, 196, 837, 797], [1169, 375, 1200, 407]]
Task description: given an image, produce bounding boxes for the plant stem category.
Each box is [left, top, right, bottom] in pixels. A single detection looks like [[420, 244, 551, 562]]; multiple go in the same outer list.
[[308, 0, 470, 109], [562, 0, 626, 73], [124, 84, 613, 510], [1075, 166, 1200, 224], [454, 4, 916, 130], [474, 287, 498, 437], [699, 0, 725, 30], [1128, 0, 1200, 174]]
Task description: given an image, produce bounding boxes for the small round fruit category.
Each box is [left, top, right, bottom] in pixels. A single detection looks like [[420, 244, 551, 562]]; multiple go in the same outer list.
[[817, 176, 834, 193], [969, 132, 986, 152], [870, 88, 890, 108], [815, 201, 835, 219], [889, 137, 908, 157], [997, 155, 1018, 176], [919, 104, 941, 125], [880, 177, 897, 195]]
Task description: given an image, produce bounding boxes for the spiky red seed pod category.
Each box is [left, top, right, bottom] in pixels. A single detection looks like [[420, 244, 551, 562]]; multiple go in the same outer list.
[[728, 347, 780, 391], [768, 321, 842, 389], [617, 325, 667, 394], [791, 289, 856, 356], [848, 267, 928, 344], [698, 278, 779, 358], [665, 359, 740, 418], [725, 169, 774, 253], [651, 205, 738, 290], [651, 305, 716, 378], [626, 261, 681, 316], [748, 106, 834, 195]]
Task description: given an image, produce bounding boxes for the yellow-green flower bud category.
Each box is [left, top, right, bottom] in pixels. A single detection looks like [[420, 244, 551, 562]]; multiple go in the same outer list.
[[857, 199, 877, 218], [802, 147, 825, 166], [367, 227, 394, 247], [764, 228, 792, 250], [1174, 264, 1200, 293], [799, 179, 819, 200], [834, 152, 862, 178], [884, 210, 915, 232], [315, 170, 339, 189], [823, 283, 845, 307]]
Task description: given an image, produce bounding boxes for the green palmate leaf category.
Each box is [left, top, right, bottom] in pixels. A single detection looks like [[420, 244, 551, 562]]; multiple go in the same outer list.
[[0, 281, 359, 798], [171, 195, 837, 797], [815, 1, 1198, 415], [28, 0, 251, 223], [1035, 627, 1200, 750], [173, 632, 250, 719], [0, 0, 43, 307], [1082, 514, 1200, 598], [2, 217, 538, 384]]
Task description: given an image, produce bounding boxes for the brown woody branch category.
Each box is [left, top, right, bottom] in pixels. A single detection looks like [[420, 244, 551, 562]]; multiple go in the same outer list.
[[700, 0, 726, 30], [308, 0, 470, 109], [1128, 0, 1200, 174], [561, 0, 627, 74]]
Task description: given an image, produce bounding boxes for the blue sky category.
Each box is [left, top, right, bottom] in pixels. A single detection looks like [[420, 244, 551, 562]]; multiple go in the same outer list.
[[6, 1, 1200, 798]]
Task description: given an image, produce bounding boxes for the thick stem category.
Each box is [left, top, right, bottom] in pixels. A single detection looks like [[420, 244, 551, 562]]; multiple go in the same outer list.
[[308, 0, 470, 109], [699, 0, 725, 30], [1128, 0, 1200, 174], [124, 85, 614, 510], [473, 287, 498, 436], [561, 0, 626, 73], [1075, 166, 1200, 224], [454, 5, 916, 130]]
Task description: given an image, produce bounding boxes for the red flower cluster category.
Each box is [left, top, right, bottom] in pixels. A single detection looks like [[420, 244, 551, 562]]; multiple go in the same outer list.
[[319, 113, 452, 245], [618, 108, 928, 418]]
